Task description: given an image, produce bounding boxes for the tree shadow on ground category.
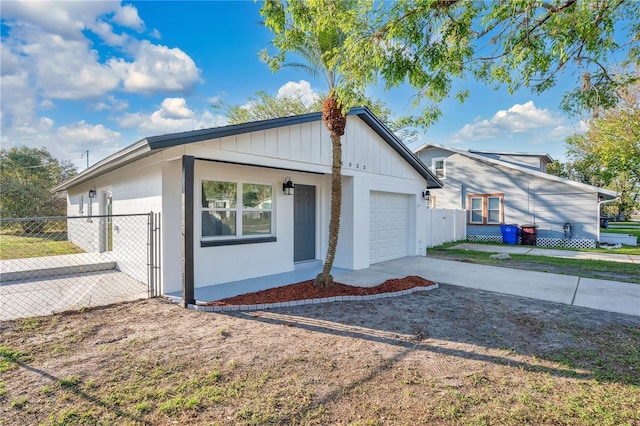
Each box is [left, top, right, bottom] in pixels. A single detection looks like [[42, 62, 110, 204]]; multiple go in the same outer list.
[[224, 284, 640, 386]]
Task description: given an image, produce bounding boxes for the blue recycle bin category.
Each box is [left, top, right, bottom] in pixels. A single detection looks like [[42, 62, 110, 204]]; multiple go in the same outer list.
[[500, 225, 519, 245]]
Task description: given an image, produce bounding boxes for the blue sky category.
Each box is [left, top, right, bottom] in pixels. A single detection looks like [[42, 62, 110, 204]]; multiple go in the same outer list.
[[1, 1, 587, 170]]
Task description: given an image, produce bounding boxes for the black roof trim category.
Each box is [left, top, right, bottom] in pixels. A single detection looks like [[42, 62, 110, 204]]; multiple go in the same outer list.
[[146, 112, 323, 150]]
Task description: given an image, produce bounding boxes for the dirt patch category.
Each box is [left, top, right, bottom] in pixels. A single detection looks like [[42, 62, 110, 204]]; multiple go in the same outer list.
[[205, 275, 435, 305], [2, 283, 639, 425]]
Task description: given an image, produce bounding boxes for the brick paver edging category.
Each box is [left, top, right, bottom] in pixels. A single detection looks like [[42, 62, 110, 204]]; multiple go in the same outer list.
[[188, 283, 439, 313]]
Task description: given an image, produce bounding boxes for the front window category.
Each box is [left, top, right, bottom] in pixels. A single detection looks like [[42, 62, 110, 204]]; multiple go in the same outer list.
[[468, 194, 504, 225], [242, 183, 272, 236], [201, 180, 272, 239]]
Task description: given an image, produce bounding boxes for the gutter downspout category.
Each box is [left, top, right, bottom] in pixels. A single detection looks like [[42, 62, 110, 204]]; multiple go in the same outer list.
[[597, 195, 621, 243]]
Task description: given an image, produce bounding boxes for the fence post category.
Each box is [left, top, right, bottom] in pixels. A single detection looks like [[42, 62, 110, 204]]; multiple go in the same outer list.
[[155, 212, 161, 298], [148, 212, 154, 298]]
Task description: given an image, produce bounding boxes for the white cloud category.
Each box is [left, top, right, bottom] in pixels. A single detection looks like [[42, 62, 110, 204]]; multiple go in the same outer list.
[[2, 4, 200, 101], [54, 121, 123, 169], [0, 1, 117, 41], [157, 98, 193, 119], [112, 4, 145, 31], [56, 121, 121, 144], [109, 40, 201, 94], [89, 21, 130, 47], [24, 33, 121, 99], [576, 120, 589, 133], [451, 101, 563, 142], [91, 96, 129, 112], [235, 80, 321, 113], [0, 1, 200, 106], [1, 84, 126, 167], [276, 80, 320, 107], [0, 67, 37, 130], [0, 0, 203, 162], [0, 117, 123, 169], [115, 97, 225, 135]]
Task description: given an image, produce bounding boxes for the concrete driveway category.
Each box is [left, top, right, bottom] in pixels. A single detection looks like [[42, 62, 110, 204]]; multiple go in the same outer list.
[[336, 257, 640, 317]]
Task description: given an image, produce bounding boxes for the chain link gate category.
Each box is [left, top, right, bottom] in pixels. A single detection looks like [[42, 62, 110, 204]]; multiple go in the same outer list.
[[1, 213, 161, 321]]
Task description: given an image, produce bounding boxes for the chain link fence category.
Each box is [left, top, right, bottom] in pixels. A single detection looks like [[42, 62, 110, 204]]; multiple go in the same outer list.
[[1, 213, 160, 321]]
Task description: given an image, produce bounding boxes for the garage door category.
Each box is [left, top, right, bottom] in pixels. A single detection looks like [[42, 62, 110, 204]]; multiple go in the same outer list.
[[369, 191, 410, 264]]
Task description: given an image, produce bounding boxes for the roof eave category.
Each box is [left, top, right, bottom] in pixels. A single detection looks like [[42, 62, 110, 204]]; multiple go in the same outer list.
[[51, 139, 151, 192]]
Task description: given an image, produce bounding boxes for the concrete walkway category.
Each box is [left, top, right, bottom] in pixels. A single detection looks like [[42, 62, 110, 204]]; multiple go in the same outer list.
[[173, 256, 639, 317], [449, 243, 640, 264], [336, 257, 640, 317]]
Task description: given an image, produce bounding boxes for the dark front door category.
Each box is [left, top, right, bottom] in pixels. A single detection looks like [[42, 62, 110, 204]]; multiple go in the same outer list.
[[294, 184, 316, 262]]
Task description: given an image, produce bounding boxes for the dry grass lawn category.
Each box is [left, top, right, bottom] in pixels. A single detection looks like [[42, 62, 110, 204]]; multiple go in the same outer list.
[[1, 284, 639, 425]]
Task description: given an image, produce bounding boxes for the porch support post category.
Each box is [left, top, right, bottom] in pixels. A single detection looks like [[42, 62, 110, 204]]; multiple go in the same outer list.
[[182, 155, 195, 307]]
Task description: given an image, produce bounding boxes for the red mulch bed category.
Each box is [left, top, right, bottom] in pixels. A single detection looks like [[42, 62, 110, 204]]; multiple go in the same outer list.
[[203, 275, 436, 306]]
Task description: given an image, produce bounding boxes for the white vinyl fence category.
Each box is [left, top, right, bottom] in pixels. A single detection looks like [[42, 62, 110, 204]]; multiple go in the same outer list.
[[425, 208, 467, 247]]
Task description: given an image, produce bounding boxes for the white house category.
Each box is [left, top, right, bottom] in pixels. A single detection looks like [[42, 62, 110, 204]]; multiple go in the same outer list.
[[53, 107, 442, 301]]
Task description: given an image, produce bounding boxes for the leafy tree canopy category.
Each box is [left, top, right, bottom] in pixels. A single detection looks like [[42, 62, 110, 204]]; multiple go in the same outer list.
[[561, 80, 640, 214], [213, 88, 419, 144], [262, 0, 639, 127], [0, 146, 76, 218]]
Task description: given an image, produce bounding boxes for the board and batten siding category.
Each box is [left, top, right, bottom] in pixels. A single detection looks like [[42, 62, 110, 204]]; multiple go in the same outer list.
[[187, 116, 417, 180]]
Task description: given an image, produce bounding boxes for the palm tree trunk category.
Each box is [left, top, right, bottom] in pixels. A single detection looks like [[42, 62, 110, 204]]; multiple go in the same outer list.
[[315, 94, 346, 288], [315, 133, 342, 288]]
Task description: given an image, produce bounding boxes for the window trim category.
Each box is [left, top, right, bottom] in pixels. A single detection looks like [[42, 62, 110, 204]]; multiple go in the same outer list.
[[200, 179, 275, 242], [467, 193, 504, 225], [201, 236, 276, 247], [432, 157, 446, 179]]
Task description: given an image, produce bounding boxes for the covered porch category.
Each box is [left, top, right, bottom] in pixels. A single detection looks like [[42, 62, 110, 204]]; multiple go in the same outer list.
[[165, 260, 350, 303]]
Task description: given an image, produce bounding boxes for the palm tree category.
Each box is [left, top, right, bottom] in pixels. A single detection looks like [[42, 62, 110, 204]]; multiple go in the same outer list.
[[261, 3, 349, 288]]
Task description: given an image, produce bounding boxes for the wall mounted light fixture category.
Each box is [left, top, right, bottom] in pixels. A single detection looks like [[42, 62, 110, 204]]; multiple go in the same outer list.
[[283, 177, 295, 196], [88, 189, 96, 199], [422, 189, 432, 208]]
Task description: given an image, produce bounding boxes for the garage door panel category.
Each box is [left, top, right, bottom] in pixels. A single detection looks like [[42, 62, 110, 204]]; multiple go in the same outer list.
[[369, 192, 410, 264]]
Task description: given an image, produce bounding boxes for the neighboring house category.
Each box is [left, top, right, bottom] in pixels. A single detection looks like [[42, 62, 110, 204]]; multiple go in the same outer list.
[[413, 143, 619, 248], [52, 107, 442, 297]]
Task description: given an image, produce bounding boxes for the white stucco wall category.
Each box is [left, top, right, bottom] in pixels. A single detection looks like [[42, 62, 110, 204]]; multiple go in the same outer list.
[[160, 159, 183, 294], [66, 153, 164, 285]]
